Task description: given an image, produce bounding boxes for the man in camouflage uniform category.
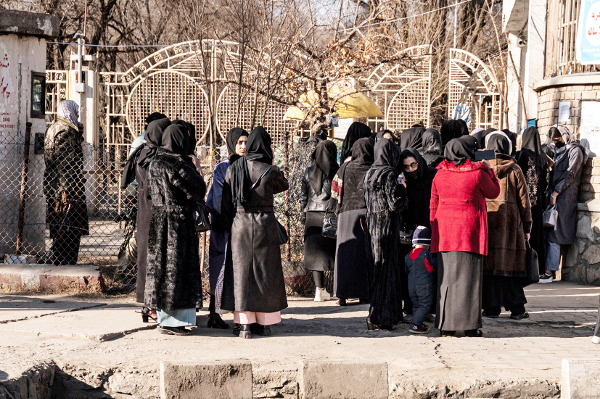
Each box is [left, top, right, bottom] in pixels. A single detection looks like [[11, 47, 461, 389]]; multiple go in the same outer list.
[[42, 100, 89, 265]]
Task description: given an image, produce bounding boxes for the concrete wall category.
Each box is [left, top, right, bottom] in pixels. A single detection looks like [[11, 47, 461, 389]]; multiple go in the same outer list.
[[0, 10, 58, 256]]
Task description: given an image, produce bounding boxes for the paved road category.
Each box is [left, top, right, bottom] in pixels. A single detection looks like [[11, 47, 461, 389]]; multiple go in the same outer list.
[[0, 281, 598, 398]]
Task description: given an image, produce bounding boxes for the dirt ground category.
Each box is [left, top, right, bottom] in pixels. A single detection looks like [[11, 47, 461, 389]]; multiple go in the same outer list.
[[0, 281, 599, 398]]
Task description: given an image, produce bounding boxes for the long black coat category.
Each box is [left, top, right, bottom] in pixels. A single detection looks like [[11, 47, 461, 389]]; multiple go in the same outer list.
[[144, 153, 206, 311], [365, 170, 406, 326], [221, 160, 289, 313], [547, 144, 586, 245]]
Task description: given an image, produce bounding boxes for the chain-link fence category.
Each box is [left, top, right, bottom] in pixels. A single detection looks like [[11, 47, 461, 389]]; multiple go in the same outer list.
[[0, 131, 323, 296]]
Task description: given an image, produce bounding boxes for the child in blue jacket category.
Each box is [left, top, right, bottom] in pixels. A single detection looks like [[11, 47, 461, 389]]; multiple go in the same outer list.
[[405, 226, 436, 334]]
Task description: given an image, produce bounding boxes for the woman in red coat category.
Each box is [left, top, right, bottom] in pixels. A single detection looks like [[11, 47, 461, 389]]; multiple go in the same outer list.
[[430, 136, 500, 337]]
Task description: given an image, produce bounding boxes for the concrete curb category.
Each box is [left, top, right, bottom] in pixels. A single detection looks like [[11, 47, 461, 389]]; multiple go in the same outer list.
[[160, 360, 253, 399], [299, 360, 388, 399], [561, 359, 600, 399], [0, 264, 105, 293]]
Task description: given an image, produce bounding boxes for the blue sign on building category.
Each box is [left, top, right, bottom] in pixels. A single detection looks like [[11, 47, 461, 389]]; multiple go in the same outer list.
[[577, 0, 600, 65]]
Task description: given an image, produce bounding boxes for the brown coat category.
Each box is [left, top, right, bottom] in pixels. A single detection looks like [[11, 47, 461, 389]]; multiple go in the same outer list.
[[484, 154, 532, 277]]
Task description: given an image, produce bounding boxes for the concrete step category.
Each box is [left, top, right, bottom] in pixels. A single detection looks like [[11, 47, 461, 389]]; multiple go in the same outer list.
[[0, 264, 106, 293]]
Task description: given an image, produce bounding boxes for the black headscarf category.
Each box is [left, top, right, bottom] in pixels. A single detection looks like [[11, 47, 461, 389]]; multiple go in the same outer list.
[[400, 147, 437, 229], [422, 129, 442, 156], [444, 136, 477, 166], [440, 120, 469, 148], [308, 140, 339, 194], [341, 122, 371, 163], [226, 127, 249, 164], [366, 138, 400, 188], [520, 126, 547, 168], [160, 124, 188, 156], [502, 129, 518, 156], [185, 122, 196, 156], [486, 131, 511, 155], [137, 117, 172, 169], [351, 137, 374, 165], [399, 127, 425, 153], [145, 112, 167, 129], [229, 126, 273, 206]]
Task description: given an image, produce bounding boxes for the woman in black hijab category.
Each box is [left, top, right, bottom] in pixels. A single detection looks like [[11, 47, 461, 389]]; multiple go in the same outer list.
[[516, 127, 550, 273], [145, 124, 206, 335], [398, 148, 438, 314], [364, 139, 407, 330], [340, 122, 371, 164], [301, 140, 339, 301], [440, 120, 469, 148], [329, 138, 375, 306], [206, 127, 248, 329], [399, 127, 425, 154], [221, 126, 289, 338], [422, 129, 444, 167], [130, 117, 171, 320]]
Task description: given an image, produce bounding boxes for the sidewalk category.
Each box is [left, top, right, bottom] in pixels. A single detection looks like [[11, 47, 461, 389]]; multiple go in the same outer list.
[[0, 281, 598, 398]]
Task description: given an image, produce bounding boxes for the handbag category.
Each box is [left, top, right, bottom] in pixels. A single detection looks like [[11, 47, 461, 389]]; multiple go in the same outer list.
[[322, 210, 337, 239], [193, 203, 211, 233], [542, 204, 558, 229], [522, 240, 540, 287]]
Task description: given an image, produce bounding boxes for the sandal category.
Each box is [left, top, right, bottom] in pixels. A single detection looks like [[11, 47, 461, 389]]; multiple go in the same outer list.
[[138, 307, 157, 323]]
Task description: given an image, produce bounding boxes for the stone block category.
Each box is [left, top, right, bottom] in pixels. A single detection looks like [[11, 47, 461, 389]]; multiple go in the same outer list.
[[591, 184, 600, 193], [593, 158, 600, 167], [160, 360, 253, 399], [565, 244, 579, 267], [300, 360, 388, 399], [582, 245, 600, 265], [576, 213, 594, 241], [561, 359, 600, 399], [581, 91, 598, 100]]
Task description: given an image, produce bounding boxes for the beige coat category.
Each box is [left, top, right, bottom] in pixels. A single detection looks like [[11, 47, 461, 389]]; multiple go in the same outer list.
[[484, 154, 532, 277]]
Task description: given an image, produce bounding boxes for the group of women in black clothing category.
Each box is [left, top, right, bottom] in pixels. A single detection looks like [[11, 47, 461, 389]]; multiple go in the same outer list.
[[123, 115, 289, 337], [124, 111, 585, 337], [301, 120, 585, 334]]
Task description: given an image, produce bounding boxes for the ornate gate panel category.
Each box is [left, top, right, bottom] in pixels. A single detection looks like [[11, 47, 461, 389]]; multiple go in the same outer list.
[[448, 49, 503, 130], [363, 45, 432, 131], [126, 70, 210, 141]]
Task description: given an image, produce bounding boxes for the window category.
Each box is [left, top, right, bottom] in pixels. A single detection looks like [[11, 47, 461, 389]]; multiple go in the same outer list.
[[546, 0, 600, 77], [30, 72, 45, 118]]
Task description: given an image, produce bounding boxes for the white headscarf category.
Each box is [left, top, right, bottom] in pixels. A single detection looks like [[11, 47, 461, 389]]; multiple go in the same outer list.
[[57, 100, 79, 127]]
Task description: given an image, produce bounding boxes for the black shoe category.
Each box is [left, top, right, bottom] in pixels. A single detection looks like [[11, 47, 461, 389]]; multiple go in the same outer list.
[[366, 317, 377, 331], [440, 330, 455, 337], [207, 313, 230, 329], [233, 323, 241, 336], [239, 324, 252, 339], [510, 312, 529, 320], [139, 307, 157, 323], [465, 329, 483, 337], [250, 323, 272, 336], [482, 311, 499, 319], [159, 326, 191, 336], [338, 298, 347, 306]]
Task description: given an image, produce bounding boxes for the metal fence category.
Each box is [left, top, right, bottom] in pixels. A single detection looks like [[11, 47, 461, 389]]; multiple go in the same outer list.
[[0, 131, 320, 296]]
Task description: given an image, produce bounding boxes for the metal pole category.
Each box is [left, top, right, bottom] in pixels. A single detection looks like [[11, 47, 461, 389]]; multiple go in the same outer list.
[[16, 122, 33, 255]]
